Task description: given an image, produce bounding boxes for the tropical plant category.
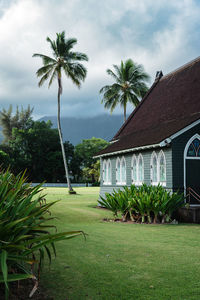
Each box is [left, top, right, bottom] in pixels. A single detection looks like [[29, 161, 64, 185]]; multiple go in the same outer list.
[[99, 184, 184, 223], [33, 31, 88, 193], [100, 59, 150, 122], [99, 192, 119, 218], [0, 169, 84, 299]]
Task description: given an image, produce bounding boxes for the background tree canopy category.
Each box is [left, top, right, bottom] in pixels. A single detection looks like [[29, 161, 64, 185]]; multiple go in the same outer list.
[[0, 107, 108, 184]]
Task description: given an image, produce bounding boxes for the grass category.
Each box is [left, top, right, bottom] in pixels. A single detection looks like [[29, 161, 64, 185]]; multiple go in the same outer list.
[[40, 187, 200, 300]]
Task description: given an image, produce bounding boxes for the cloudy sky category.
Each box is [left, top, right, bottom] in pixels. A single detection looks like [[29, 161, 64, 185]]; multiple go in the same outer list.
[[0, 0, 200, 119]]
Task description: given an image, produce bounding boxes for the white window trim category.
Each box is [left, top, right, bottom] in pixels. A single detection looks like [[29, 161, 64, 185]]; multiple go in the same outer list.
[[131, 154, 138, 184], [137, 153, 144, 185], [151, 151, 159, 186], [120, 156, 126, 185], [116, 156, 127, 185], [184, 134, 200, 199], [158, 150, 166, 186], [150, 150, 166, 186], [102, 159, 107, 185], [107, 159, 112, 185], [102, 159, 112, 185], [116, 157, 121, 185], [131, 153, 144, 186]]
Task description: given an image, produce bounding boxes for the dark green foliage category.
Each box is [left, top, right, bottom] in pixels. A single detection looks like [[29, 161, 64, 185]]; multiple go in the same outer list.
[[2, 120, 78, 182], [76, 137, 108, 183], [99, 184, 184, 223], [75, 137, 109, 168], [0, 150, 10, 169], [0, 169, 83, 299]]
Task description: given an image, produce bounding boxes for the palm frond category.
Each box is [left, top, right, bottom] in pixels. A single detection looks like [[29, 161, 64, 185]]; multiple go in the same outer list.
[[66, 51, 88, 62], [64, 38, 77, 53], [100, 58, 150, 120], [36, 63, 56, 77], [48, 67, 58, 88], [46, 37, 58, 57], [33, 31, 88, 96], [38, 68, 54, 87], [33, 53, 56, 65]]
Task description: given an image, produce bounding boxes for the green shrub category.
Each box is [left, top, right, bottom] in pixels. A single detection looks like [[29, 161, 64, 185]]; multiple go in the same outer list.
[[99, 184, 184, 223], [0, 169, 84, 299]]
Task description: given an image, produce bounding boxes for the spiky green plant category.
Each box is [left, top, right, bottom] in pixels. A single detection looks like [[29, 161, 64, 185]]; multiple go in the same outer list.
[[0, 169, 84, 299], [99, 184, 184, 224], [99, 192, 119, 218]]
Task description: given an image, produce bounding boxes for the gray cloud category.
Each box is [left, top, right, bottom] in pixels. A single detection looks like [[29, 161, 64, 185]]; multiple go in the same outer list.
[[0, 0, 200, 119]]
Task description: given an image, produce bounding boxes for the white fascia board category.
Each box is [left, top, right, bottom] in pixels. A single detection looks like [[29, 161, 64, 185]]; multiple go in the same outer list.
[[168, 119, 200, 141], [109, 139, 119, 144], [94, 143, 162, 158]]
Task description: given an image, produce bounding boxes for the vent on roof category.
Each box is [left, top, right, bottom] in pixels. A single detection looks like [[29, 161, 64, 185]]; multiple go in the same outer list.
[[155, 70, 163, 81]]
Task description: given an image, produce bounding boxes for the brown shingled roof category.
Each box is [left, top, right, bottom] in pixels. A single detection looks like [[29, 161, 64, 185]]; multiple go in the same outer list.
[[97, 56, 200, 156]]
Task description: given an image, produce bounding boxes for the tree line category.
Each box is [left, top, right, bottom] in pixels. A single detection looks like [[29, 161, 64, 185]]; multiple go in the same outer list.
[[0, 106, 108, 184]]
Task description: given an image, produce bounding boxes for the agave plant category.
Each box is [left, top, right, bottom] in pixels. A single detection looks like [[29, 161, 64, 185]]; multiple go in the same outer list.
[[0, 169, 84, 299]]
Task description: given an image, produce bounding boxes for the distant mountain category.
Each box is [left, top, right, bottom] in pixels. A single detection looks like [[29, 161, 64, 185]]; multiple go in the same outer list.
[[39, 114, 124, 145]]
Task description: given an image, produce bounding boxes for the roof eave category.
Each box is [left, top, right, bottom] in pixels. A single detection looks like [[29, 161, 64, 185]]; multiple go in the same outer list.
[[94, 142, 167, 158]]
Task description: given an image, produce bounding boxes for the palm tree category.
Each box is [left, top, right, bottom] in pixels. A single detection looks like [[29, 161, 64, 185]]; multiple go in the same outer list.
[[33, 31, 88, 193], [100, 59, 150, 122]]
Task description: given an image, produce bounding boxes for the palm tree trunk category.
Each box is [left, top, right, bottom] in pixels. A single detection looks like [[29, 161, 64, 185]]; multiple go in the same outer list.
[[124, 104, 126, 123], [57, 77, 74, 192]]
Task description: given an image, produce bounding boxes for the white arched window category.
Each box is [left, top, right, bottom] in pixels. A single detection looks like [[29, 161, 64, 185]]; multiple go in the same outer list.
[[116, 158, 121, 184], [131, 155, 137, 183], [138, 154, 144, 185], [103, 160, 107, 184], [107, 159, 112, 184], [121, 157, 126, 184], [158, 151, 166, 185], [116, 157, 126, 185], [103, 159, 112, 185], [151, 152, 158, 185]]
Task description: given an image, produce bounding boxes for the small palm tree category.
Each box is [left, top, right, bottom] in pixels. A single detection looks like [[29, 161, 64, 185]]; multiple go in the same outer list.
[[33, 31, 88, 192], [100, 59, 150, 122]]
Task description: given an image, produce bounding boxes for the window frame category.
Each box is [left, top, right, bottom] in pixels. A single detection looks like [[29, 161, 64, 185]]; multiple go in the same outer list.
[[131, 154, 138, 184], [151, 150, 166, 186], [116, 156, 126, 185], [158, 150, 166, 186], [102, 159, 112, 185], [116, 157, 121, 185], [107, 159, 112, 185], [120, 156, 126, 185], [102, 159, 107, 185], [151, 151, 158, 185], [137, 153, 144, 185]]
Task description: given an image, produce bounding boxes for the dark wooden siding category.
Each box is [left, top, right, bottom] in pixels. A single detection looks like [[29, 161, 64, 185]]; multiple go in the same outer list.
[[172, 122, 200, 192]]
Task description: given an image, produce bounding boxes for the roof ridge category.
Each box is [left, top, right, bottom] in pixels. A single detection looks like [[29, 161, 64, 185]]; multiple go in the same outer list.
[[113, 79, 160, 140], [160, 56, 200, 81]]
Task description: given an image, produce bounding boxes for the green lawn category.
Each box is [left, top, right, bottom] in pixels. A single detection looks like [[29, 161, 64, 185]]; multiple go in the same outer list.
[[41, 187, 200, 300]]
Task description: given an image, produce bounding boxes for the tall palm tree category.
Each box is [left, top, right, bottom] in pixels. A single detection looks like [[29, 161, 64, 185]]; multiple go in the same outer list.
[[33, 31, 88, 193], [100, 59, 150, 122]]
